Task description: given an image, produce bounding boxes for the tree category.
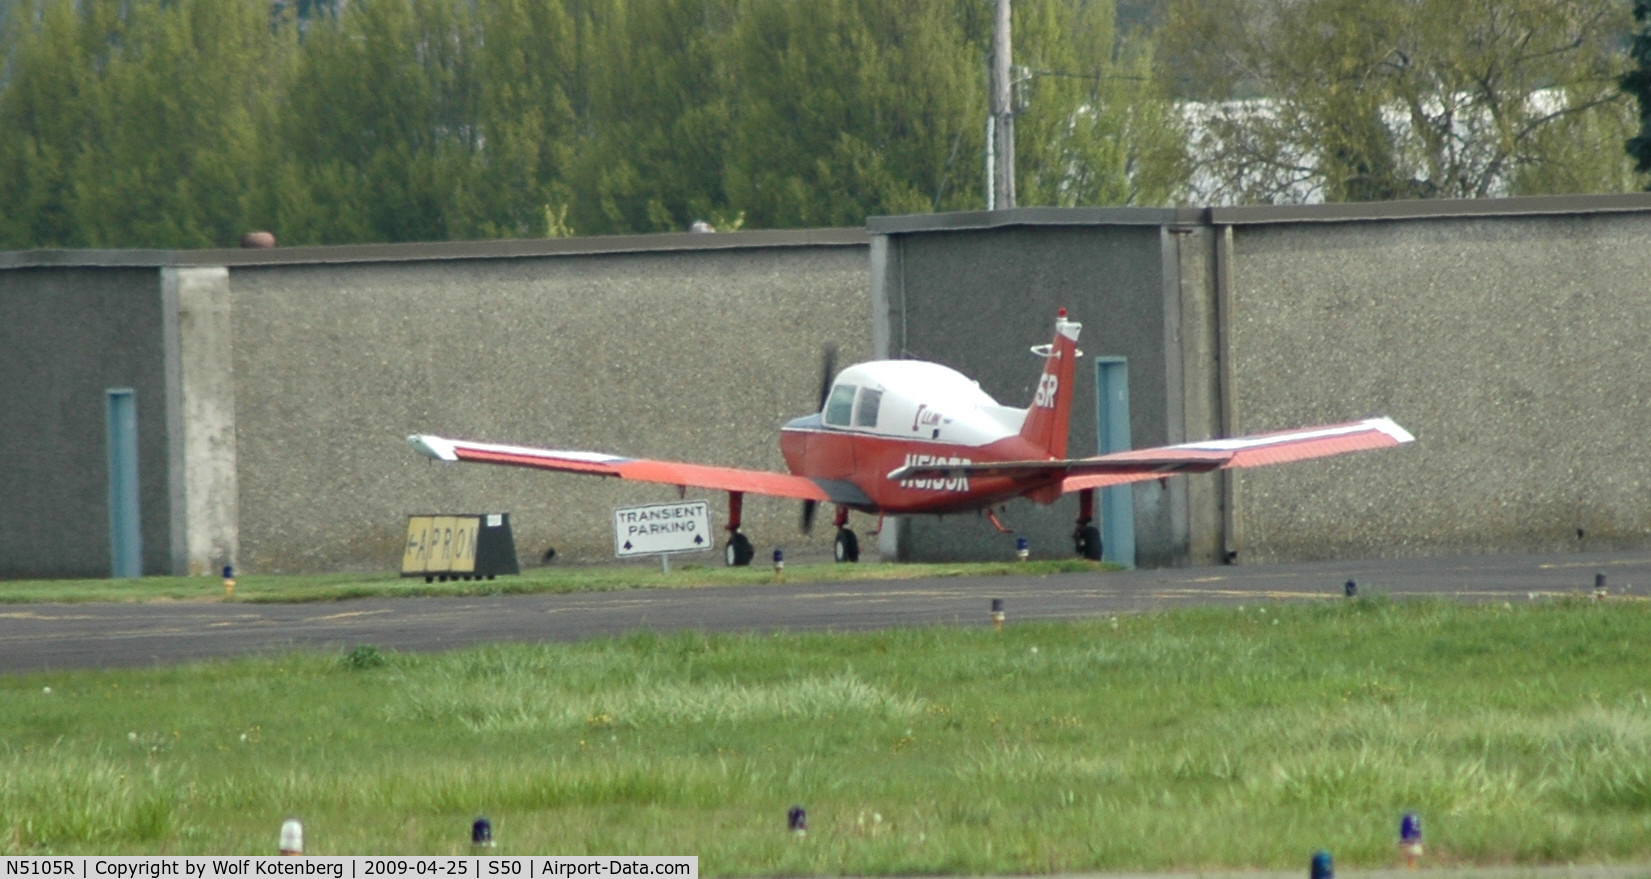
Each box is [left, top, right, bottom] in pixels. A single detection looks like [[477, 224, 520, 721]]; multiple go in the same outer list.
[[1161, 0, 1636, 205], [0, 0, 106, 248], [1622, 0, 1651, 181], [81, 0, 296, 247], [0, 0, 297, 249], [468, 0, 580, 237], [560, 0, 737, 234], [722, 0, 1180, 229], [281, 0, 486, 244], [1013, 0, 1184, 206], [0, 0, 1190, 248], [723, 0, 989, 228]]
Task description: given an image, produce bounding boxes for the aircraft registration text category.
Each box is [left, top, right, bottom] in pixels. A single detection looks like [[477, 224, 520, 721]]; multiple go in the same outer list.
[[898, 454, 972, 491], [1033, 373, 1058, 408]]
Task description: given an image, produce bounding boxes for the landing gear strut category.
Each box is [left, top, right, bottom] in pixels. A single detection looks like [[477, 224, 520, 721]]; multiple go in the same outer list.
[[1074, 488, 1102, 561]]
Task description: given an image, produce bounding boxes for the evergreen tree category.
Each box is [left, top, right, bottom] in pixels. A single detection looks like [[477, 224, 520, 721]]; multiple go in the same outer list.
[[561, 0, 736, 234], [0, 0, 295, 248], [0, 0, 1191, 247], [469, 0, 579, 238], [0, 0, 105, 248], [725, 0, 990, 228], [79, 0, 295, 247], [1622, 0, 1651, 181], [282, 0, 484, 243]]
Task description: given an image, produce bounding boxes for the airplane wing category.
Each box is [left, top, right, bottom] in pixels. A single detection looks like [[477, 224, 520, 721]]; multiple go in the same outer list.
[[407, 434, 833, 501], [884, 417, 1414, 492]]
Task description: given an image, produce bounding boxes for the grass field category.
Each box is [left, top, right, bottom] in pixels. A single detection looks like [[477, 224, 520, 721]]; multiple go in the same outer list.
[[3, 596, 1651, 873], [0, 560, 1104, 604]]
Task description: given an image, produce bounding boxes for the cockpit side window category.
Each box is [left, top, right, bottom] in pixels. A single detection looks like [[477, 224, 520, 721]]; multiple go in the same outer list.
[[853, 388, 882, 428], [824, 384, 857, 426]]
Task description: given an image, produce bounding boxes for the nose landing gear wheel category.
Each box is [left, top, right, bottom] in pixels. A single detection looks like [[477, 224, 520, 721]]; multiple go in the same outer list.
[[725, 533, 754, 567], [833, 528, 860, 563]]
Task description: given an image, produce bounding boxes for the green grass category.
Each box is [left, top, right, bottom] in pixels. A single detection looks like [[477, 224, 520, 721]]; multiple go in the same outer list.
[[4, 598, 1651, 872], [0, 560, 1105, 604]]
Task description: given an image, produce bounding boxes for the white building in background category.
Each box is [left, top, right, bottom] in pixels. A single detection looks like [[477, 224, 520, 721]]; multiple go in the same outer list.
[[1177, 88, 1575, 206]]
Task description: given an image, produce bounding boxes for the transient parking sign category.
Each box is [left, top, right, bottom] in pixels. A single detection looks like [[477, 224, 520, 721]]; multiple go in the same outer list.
[[614, 501, 712, 558]]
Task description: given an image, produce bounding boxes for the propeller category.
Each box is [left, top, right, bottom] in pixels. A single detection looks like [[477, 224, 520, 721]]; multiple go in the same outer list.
[[816, 342, 839, 410], [801, 343, 839, 534]]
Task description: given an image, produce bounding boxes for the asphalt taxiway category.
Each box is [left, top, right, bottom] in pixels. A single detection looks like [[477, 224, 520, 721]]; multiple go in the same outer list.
[[1, 550, 1646, 673]]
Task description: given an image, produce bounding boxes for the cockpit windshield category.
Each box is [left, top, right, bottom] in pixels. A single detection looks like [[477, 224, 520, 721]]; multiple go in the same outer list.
[[853, 387, 882, 428], [824, 384, 857, 426]]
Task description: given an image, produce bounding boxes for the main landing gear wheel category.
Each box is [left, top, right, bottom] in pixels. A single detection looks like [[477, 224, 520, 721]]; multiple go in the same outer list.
[[1074, 525, 1102, 561], [833, 528, 860, 563], [724, 533, 754, 567]]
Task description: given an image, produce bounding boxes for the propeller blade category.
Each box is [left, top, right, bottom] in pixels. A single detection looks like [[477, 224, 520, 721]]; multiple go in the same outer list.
[[801, 342, 838, 533], [804, 343, 837, 533], [816, 343, 839, 411]]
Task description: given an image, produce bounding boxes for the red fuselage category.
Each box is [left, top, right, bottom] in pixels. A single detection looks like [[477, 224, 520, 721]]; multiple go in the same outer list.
[[779, 418, 1053, 514], [777, 313, 1083, 516], [779, 416, 1063, 515]]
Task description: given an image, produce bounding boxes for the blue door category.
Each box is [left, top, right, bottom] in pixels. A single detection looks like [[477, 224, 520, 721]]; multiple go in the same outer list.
[[1093, 358, 1135, 567], [107, 388, 141, 578]]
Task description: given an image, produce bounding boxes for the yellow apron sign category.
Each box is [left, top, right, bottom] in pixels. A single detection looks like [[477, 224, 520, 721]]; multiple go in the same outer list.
[[401, 513, 519, 581], [402, 515, 478, 575]]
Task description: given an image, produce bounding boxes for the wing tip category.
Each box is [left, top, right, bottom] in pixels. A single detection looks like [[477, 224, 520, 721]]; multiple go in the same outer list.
[[407, 434, 459, 462], [1364, 416, 1415, 445]]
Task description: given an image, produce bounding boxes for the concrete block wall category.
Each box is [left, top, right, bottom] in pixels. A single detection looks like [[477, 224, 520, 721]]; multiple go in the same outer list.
[[1220, 206, 1651, 562], [1, 232, 869, 578], [226, 232, 871, 572], [868, 211, 1193, 565], [871, 195, 1651, 567], [0, 266, 172, 577], [10, 194, 1651, 578]]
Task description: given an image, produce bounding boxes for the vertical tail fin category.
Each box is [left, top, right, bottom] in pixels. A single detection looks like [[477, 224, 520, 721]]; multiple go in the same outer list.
[[1019, 309, 1082, 459]]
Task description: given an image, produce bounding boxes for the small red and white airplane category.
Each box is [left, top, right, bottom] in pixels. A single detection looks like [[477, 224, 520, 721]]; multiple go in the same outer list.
[[409, 309, 1412, 565]]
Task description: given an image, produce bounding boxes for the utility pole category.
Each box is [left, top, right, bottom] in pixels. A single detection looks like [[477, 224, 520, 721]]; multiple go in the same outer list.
[[991, 0, 1015, 210]]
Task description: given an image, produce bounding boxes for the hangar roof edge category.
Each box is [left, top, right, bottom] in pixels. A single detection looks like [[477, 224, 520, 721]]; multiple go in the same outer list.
[[0, 227, 869, 270], [868, 207, 1200, 234], [1209, 193, 1651, 225], [868, 193, 1651, 234]]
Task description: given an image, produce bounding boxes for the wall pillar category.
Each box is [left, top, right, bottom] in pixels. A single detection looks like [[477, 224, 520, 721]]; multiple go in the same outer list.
[[1164, 222, 1228, 565], [162, 266, 239, 576], [870, 233, 909, 561]]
